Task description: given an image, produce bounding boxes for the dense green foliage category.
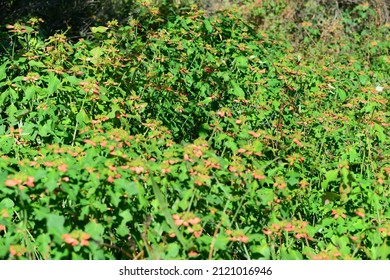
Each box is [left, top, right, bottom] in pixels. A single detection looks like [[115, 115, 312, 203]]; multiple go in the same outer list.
[[0, 1, 389, 259]]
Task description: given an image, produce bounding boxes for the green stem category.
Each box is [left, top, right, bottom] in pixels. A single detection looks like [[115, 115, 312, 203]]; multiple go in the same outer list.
[[71, 92, 88, 146], [149, 171, 188, 250]]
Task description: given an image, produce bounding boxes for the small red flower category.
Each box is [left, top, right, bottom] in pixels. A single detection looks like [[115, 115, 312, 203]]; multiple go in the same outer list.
[[355, 210, 365, 218], [263, 229, 272, 235], [58, 163, 67, 172], [284, 223, 295, 232], [188, 251, 199, 257], [238, 235, 249, 243], [5, 178, 22, 187], [25, 176, 35, 187], [83, 139, 96, 146]]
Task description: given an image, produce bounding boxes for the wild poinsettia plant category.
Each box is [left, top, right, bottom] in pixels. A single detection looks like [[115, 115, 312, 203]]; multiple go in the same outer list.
[[0, 1, 389, 259]]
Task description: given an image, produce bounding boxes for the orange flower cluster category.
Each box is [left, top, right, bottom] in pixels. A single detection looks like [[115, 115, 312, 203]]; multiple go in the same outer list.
[[129, 166, 145, 174], [310, 249, 342, 260], [46, 144, 86, 158], [187, 251, 200, 258], [184, 139, 209, 160], [355, 208, 365, 218], [299, 179, 309, 188], [204, 158, 221, 169], [106, 165, 122, 183], [225, 229, 249, 243], [252, 169, 266, 180], [292, 138, 304, 147], [1, 209, 9, 218], [237, 146, 262, 157], [6, 23, 30, 33], [161, 158, 180, 174], [42, 160, 68, 173], [79, 80, 100, 96], [5, 176, 35, 190], [61, 230, 91, 247], [301, 22, 313, 28], [263, 219, 312, 240], [22, 72, 40, 83], [9, 245, 26, 257], [193, 174, 211, 186], [378, 224, 390, 237], [331, 208, 346, 219], [273, 177, 287, 190], [215, 108, 232, 118], [286, 153, 304, 166], [248, 131, 260, 138], [172, 213, 203, 238], [227, 156, 246, 177]]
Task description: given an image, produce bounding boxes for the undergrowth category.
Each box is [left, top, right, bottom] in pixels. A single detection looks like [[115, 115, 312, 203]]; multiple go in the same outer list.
[[0, 1, 389, 259]]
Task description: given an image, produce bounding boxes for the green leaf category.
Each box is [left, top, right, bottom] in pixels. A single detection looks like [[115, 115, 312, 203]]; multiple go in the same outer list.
[[47, 214, 65, 236], [258, 188, 274, 205], [90, 47, 103, 65], [47, 73, 61, 95], [45, 172, 58, 192], [91, 26, 108, 33], [22, 87, 36, 102], [267, 79, 280, 87], [76, 109, 90, 125], [358, 75, 369, 85], [6, 103, 17, 116], [0, 90, 9, 106], [272, 100, 280, 111], [0, 62, 8, 81], [231, 81, 245, 98], [115, 179, 138, 196], [348, 148, 360, 163], [321, 169, 339, 189], [0, 198, 14, 208], [28, 60, 45, 68], [85, 221, 104, 240], [364, 103, 376, 113], [116, 210, 133, 237], [217, 71, 230, 82], [225, 138, 238, 152], [119, 210, 133, 223], [235, 56, 248, 69], [38, 120, 53, 137], [331, 235, 350, 256], [65, 75, 81, 85], [167, 243, 179, 258], [214, 235, 229, 250], [108, 189, 120, 207], [204, 19, 213, 33], [116, 223, 129, 237], [108, 103, 121, 119], [181, 18, 189, 30], [286, 171, 300, 186], [338, 88, 346, 101], [374, 123, 386, 142], [36, 234, 51, 255], [91, 201, 107, 212], [250, 243, 270, 259], [34, 206, 51, 221], [199, 123, 210, 139], [281, 247, 303, 260]]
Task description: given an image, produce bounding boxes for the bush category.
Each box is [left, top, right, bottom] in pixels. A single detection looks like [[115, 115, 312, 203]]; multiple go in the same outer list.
[[0, 2, 389, 260]]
